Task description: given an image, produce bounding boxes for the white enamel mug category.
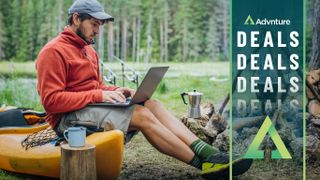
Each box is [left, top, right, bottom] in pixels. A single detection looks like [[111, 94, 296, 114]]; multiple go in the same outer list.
[[63, 127, 86, 147]]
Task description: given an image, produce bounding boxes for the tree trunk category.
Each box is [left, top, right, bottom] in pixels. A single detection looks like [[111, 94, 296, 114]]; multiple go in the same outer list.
[[182, 21, 188, 62], [57, 0, 63, 33], [132, 17, 137, 62], [144, 11, 153, 64], [222, 0, 229, 59], [116, 21, 120, 58], [160, 19, 164, 63], [136, 17, 141, 64], [121, 15, 127, 61], [98, 25, 104, 61], [108, 22, 114, 62], [164, 2, 169, 62], [310, 0, 320, 70]]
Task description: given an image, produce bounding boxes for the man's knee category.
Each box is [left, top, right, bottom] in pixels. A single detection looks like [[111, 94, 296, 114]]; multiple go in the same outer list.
[[144, 99, 162, 107], [134, 105, 152, 118], [131, 105, 157, 129]]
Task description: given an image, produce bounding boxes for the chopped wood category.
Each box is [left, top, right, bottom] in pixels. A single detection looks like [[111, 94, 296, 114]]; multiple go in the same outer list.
[[307, 84, 318, 99], [309, 100, 320, 116], [307, 69, 320, 85], [203, 114, 227, 139], [306, 69, 320, 102]]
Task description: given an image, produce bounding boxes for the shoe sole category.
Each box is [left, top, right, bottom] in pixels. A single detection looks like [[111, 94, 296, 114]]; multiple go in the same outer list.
[[201, 158, 253, 180]]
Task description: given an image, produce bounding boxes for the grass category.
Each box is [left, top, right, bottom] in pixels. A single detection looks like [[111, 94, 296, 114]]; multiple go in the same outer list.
[[0, 76, 228, 117], [0, 62, 229, 179], [0, 61, 229, 78], [0, 78, 43, 111]]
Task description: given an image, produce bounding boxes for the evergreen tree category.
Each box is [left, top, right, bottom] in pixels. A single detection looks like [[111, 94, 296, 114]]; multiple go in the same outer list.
[[17, 0, 33, 61], [0, 0, 231, 63], [206, 15, 222, 61], [0, 12, 6, 60]]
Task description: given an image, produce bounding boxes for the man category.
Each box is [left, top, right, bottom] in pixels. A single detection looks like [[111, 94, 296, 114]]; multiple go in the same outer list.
[[36, 0, 251, 178]]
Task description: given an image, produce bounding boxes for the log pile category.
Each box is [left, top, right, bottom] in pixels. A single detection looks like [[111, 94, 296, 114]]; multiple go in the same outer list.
[[306, 69, 320, 163], [181, 102, 228, 150], [181, 102, 303, 162]]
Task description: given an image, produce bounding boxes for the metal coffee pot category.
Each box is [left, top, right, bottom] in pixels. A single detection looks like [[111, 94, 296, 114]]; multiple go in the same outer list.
[[181, 90, 203, 118]]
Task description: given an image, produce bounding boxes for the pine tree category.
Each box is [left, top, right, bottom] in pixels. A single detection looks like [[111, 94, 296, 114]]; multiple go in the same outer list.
[[173, 0, 192, 62], [2, 0, 21, 60], [0, 12, 6, 60], [206, 15, 221, 61], [205, 0, 227, 61], [17, 0, 33, 61], [0, 0, 227, 63]]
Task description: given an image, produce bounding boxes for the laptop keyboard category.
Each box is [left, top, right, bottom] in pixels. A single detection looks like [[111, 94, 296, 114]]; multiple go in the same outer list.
[[114, 98, 131, 104]]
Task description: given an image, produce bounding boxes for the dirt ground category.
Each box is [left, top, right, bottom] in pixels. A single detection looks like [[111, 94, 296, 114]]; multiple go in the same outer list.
[[307, 163, 320, 180], [119, 133, 203, 180], [121, 132, 317, 180], [236, 160, 304, 180]]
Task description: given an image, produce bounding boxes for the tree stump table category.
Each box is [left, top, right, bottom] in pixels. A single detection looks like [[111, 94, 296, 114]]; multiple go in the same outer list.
[[60, 144, 96, 180]]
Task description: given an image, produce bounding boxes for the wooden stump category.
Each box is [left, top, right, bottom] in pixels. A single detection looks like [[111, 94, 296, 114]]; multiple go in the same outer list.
[[61, 144, 97, 180]]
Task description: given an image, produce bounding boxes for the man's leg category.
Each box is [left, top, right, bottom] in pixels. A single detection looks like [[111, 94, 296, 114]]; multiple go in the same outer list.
[[144, 99, 219, 160], [144, 99, 198, 145], [129, 105, 201, 167], [129, 103, 253, 177]]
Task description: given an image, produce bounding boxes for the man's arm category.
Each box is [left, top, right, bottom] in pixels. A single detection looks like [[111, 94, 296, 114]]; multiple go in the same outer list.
[[36, 48, 103, 114]]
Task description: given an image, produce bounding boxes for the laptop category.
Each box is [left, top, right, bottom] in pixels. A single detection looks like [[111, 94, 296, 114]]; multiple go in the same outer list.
[[89, 66, 169, 107]]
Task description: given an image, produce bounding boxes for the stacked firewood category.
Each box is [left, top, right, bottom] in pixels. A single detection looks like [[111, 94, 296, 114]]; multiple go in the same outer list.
[[181, 102, 303, 162], [181, 102, 229, 151], [306, 69, 320, 163]]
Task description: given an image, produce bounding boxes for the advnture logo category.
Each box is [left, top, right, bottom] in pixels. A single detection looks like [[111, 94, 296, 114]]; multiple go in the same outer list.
[[244, 15, 291, 26], [244, 15, 255, 25], [244, 116, 292, 159]]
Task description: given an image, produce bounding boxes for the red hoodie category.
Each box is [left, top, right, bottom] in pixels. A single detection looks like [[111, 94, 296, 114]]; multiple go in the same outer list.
[[36, 27, 117, 129]]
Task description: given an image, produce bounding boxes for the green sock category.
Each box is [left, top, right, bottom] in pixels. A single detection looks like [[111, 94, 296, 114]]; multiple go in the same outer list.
[[189, 155, 202, 170], [190, 139, 219, 160]]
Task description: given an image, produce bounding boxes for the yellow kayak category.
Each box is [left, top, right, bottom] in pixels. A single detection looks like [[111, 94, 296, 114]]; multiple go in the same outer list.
[[0, 123, 124, 179]]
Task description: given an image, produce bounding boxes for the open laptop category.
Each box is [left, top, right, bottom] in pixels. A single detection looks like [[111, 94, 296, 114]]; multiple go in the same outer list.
[[89, 66, 169, 107]]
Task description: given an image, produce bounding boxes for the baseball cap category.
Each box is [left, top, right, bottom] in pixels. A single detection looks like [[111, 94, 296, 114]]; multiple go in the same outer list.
[[68, 0, 114, 22]]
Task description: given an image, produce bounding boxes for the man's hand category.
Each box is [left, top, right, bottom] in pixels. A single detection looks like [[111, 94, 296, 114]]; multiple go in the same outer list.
[[115, 87, 136, 98], [102, 91, 126, 103]]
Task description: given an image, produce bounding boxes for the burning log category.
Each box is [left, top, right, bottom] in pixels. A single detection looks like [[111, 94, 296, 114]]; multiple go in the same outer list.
[[232, 116, 264, 131]]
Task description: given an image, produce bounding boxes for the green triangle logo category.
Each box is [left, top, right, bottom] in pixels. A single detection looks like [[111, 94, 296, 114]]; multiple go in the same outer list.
[[244, 15, 255, 25], [243, 116, 292, 159]]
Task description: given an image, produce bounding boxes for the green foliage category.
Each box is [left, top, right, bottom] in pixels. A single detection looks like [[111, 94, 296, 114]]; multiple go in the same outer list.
[[0, 0, 231, 63], [0, 78, 43, 111], [157, 81, 168, 94]]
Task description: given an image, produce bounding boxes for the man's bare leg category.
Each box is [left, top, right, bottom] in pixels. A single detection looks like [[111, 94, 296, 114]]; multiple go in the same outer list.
[[144, 99, 199, 146], [128, 105, 195, 163]]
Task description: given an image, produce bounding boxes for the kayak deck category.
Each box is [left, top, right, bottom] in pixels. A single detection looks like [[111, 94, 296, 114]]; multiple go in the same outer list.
[[0, 124, 124, 179]]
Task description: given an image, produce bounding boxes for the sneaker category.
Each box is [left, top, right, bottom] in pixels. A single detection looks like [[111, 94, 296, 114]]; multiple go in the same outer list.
[[201, 153, 253, 180]]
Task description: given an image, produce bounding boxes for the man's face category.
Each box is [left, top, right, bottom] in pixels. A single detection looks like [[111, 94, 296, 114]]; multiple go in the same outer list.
[[76, 17, 102, 44]]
